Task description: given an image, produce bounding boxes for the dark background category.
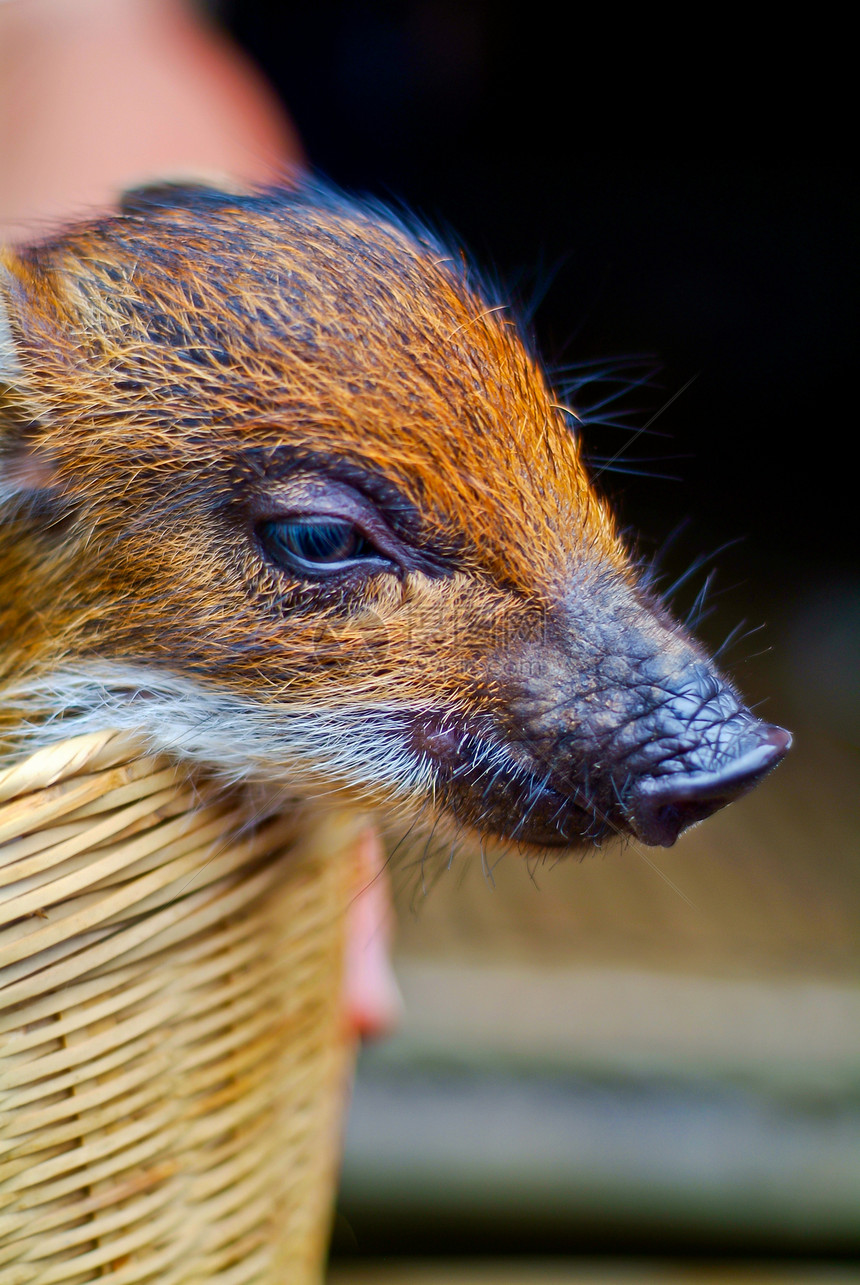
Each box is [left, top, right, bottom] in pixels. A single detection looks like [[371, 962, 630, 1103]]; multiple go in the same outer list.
[[221, 1, 855, 591]]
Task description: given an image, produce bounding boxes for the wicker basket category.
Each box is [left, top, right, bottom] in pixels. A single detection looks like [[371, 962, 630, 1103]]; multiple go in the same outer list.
[[0, 730, 362, 1284]]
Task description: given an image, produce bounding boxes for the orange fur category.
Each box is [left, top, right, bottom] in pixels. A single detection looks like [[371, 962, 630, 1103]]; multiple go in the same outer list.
[[0, 183, 788, 848]]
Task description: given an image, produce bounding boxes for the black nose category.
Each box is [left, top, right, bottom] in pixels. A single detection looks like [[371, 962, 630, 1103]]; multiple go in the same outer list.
[[626, 722, 792, 847]]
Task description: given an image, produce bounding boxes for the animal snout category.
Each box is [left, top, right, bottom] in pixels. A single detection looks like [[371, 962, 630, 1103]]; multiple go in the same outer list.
[[616, 669, 792, 846]]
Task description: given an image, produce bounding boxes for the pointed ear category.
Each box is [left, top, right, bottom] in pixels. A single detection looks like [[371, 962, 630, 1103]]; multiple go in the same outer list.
[[0, 257, 58, 503]]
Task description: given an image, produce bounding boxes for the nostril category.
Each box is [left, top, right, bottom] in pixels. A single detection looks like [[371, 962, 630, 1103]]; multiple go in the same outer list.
[[627, 722, 792, 847]]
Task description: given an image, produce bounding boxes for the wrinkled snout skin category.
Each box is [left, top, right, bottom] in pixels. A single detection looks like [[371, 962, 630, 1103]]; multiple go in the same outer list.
[[414, 568, 790, 849]]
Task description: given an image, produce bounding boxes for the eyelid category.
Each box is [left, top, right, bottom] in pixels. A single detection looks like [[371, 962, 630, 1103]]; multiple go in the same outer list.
[[251, 478, 405, 561], [256, 476, 375, 514], [247, 471, 452, 577]]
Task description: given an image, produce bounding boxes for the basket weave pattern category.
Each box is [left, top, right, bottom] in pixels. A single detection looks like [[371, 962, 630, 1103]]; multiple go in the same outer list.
[[0, 731, 359, 1284]]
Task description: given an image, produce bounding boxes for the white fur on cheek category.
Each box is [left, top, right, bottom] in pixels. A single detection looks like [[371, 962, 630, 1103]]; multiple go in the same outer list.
[[1, 662, 437, 806], [2, 662, 538, 832]]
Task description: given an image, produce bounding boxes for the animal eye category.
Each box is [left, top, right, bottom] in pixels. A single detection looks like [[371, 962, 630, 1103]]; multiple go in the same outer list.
[[257, 517, 387, 574]]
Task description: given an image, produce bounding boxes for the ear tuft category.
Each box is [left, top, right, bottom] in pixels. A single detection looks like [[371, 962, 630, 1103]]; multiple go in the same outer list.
[[119, 176, 251, 218]]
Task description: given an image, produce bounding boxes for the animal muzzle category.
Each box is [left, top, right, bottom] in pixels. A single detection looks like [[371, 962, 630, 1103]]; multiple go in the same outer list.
[[618, 684, 791, 847], [533, 652, 793, 848], [422, 644, 791, 850]]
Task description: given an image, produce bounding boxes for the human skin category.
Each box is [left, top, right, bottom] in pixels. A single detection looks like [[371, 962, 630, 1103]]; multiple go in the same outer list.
[[0, 0, 400, 1036], [0, 0, 300, 238]]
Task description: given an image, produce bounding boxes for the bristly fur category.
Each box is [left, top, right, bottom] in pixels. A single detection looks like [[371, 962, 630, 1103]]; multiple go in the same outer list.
[[0, 180, 777, 850]]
